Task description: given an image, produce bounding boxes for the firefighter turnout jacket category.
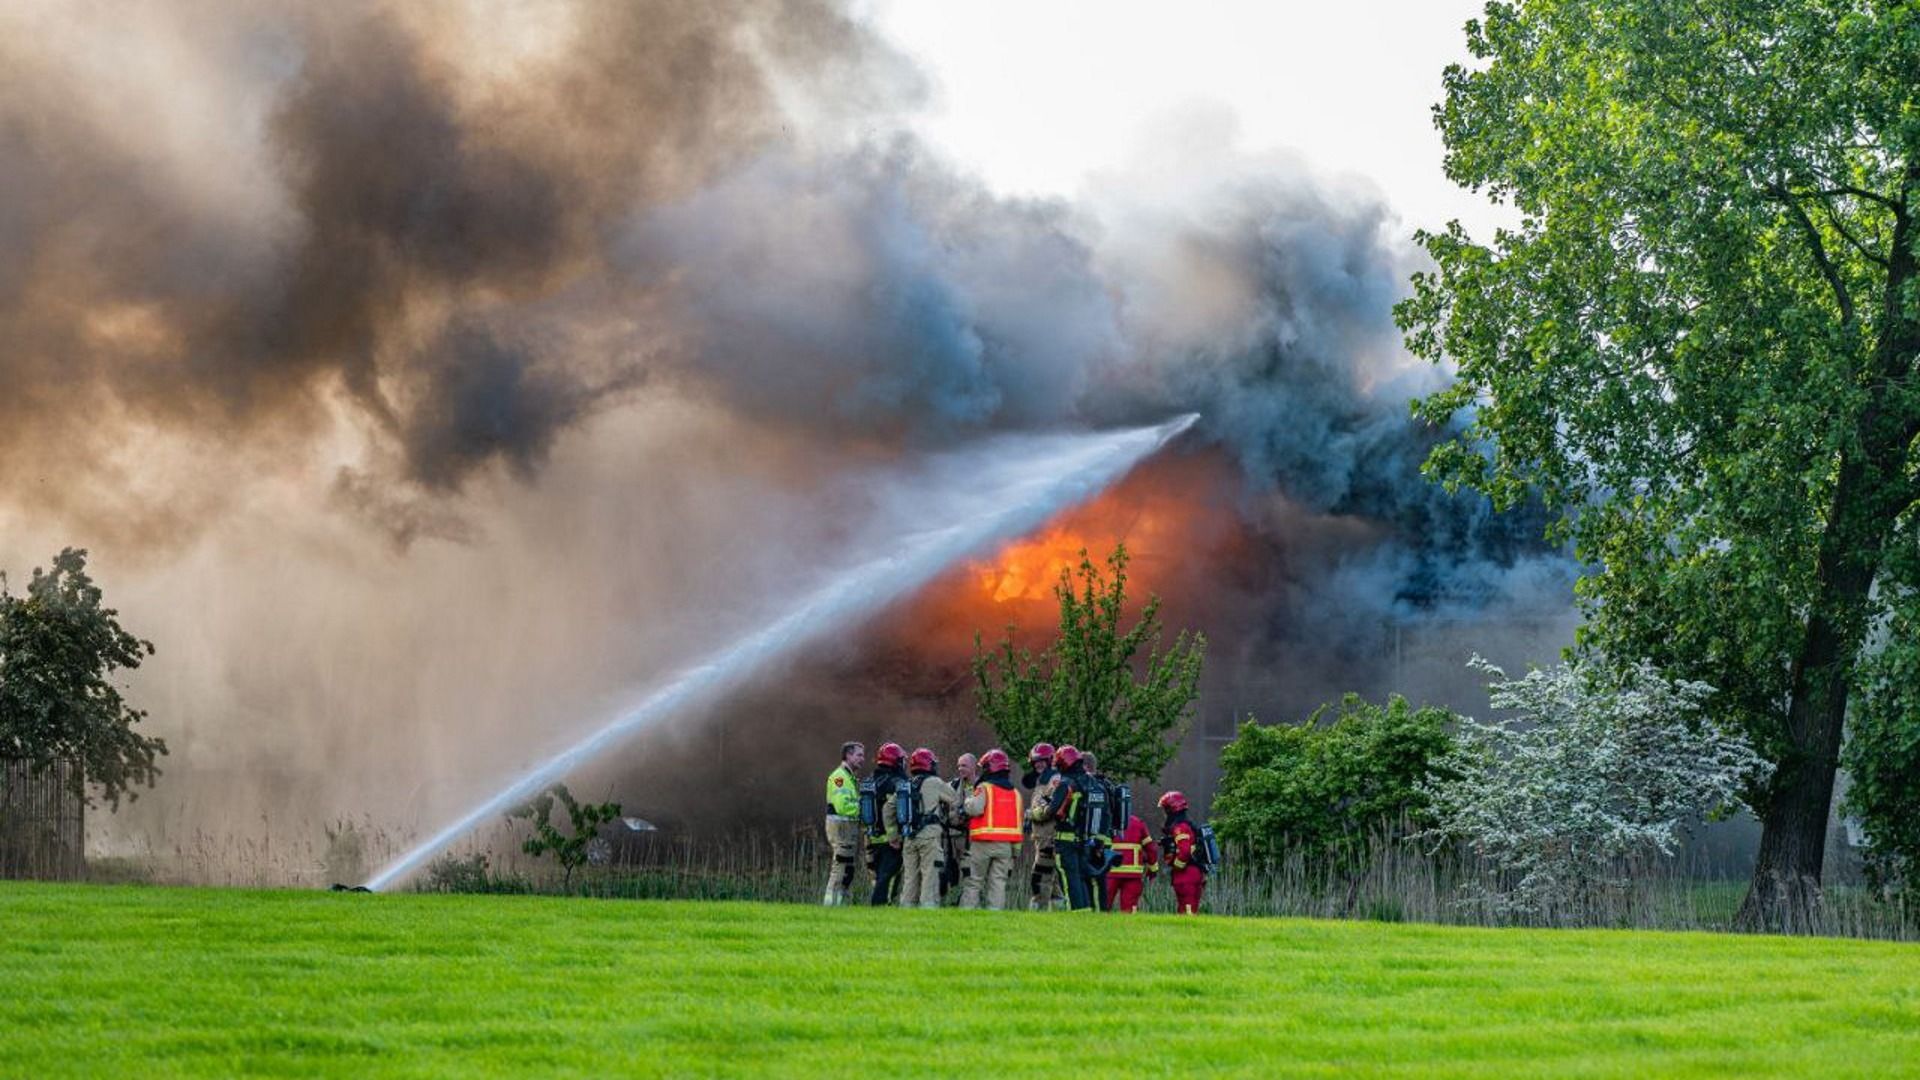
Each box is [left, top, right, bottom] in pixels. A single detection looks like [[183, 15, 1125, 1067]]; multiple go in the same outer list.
[[868, 764, 909, 846], [965, 777, 1024, 843], [826, 763, 860, 818], [1109, 814, 1159, 878]]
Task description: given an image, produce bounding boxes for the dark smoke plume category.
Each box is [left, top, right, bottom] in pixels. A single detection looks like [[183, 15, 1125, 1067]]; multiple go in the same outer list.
[[0, 1, 1573, 860], [0, 0, 906, 542]]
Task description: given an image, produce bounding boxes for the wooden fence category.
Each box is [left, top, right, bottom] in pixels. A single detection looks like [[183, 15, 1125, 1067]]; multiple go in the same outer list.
[[0, 759, 85, 880]]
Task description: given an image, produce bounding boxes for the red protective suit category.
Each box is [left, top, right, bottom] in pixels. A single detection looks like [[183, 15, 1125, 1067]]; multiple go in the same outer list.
[[1163, 817, 1205, 914], [1104, 815, 1159, 913]]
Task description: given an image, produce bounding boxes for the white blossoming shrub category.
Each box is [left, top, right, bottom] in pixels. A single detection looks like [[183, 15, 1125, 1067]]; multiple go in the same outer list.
[[1424, 655, 1772, 921]]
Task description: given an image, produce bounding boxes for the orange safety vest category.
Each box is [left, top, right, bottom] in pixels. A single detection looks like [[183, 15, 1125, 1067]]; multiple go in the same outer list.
[[968, 783, 1023, 843]]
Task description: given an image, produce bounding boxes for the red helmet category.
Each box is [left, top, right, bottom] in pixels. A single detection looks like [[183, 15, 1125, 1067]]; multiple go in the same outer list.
[[1054, 745, 1082, 770], [875, 742, 905, 768], [908, 747, 938, 774], [980, 748, 1011, 773], [1158, 790, 1189, 813], [1028, 742, 1055, 763]]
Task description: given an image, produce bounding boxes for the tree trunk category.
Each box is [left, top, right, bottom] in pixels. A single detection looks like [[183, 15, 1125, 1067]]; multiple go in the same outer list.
[[1737, 644, 1850, 933], [1737, 446, 1896, 932]]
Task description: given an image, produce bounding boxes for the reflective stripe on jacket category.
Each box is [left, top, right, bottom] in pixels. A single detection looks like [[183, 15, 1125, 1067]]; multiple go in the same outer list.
[[967, 783, 1023, 843], [1054, 780, 1083, 842], [826, 764, 860, 818], [1107, 815, 1158, 877]]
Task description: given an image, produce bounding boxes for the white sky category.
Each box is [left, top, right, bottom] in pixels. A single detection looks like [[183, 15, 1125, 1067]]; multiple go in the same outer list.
[[869, 0, 1509, 242]]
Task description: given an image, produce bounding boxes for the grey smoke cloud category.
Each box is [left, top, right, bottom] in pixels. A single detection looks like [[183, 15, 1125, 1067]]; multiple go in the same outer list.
[[0, 0, 891, 541], [0, 0, 1573, 859], [621, 141, 1117, 439]]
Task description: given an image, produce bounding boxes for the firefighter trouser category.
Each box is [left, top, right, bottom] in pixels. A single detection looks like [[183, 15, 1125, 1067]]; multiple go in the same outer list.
[[823, 816, 861, 905], [900, 832, 945, 909], [959, 840, 1017, 910], [1028, 823, 1060, 909], [1057, 840, 1096, 911], [1093, 868, 1111, 911], [869, 843, 903, 906], [1106, 874, 1145, 913], [1172, 874, 1205, 915], [943, 834, 967, 902]]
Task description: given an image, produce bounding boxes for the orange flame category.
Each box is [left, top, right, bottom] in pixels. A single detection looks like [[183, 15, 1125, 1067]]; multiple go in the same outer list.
[[968, 504, 1178, 605], [872, 450, 1240, 658]]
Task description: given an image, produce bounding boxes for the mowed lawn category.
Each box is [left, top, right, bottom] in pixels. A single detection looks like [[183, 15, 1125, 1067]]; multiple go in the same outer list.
[[2, 883, 1916, 1078]]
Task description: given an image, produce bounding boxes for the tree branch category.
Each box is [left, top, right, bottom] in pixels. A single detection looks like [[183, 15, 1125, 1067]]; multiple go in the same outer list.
[[1796, 182, 1902, 212], [1813, 197, 1890, 268], [1768, 182, 1856, 325]]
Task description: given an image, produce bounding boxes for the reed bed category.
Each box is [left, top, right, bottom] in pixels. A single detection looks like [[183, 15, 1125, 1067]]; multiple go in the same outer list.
[[52, 816, 1915, 941], [418, 825, 1917, 941]]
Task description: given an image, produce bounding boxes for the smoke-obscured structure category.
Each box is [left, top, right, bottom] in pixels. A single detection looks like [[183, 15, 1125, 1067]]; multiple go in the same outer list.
[[0, 0, 1573, 872]]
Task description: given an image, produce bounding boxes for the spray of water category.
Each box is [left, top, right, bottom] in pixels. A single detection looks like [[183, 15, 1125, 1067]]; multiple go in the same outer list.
[[365, 414, 1197, 889]]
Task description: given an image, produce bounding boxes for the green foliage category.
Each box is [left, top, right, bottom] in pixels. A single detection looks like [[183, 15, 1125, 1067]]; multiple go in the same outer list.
[[972, 543, 1205, 782], [1426, 656, 1770, 921], [4, 883, 1920, 1077], [0, 548, 165, 809], [1396, 0, 1920, 908], [421, 852, 515, 894], [1843, 605, 1920, 900], [506, 784, 621, 888], [1212, 694, 1457, 866]]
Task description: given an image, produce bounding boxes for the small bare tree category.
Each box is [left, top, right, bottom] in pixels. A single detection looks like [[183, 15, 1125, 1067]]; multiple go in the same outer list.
[[507, 784, 621, 890]]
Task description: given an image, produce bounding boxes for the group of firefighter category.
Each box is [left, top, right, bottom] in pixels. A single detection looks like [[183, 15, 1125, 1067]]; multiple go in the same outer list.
[[822, 739, 1217, 913]]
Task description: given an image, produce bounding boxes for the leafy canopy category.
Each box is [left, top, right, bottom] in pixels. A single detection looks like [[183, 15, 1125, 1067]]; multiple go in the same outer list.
[[1397, 0, 1920, 826], [1842, 610, 1920, 901], [0, 548, 165, 808], [972, 544, 1204, 783], [1212, 694, 1457, 868]]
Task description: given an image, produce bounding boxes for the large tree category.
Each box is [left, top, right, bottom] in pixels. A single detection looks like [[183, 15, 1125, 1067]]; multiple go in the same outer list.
[[972, 544, 1205, 783], [0, 548, 165, 808], [1398, 0, 1920, 929]]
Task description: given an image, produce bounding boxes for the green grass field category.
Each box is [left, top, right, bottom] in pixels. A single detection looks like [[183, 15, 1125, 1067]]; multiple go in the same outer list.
[[3, 882, 1916, 1078]]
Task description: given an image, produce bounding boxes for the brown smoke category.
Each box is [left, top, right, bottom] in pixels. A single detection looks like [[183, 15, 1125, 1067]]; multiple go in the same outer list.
[[0, 1, 1576, 872], [0, 0, 903, 546]]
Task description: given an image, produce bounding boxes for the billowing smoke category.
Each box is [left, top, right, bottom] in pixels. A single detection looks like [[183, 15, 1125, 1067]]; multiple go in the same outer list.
[[0, 0, 908, 541], [0, 0, 1571, 869]]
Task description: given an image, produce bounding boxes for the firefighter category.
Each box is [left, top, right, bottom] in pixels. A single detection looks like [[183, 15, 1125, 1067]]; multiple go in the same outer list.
[[822, 740, 865, 906], [958, 748, 1023, 909], [885, 747, 959, 909], [1043, 744, 1098, 911], [1022, 742, 1060, 910], [943, 752, 978, 903], [1158, 790, 1205, 915], [866, 742, 909, 906], [1105, 808, 1159, 913], [1083, 751, 1114, 911]]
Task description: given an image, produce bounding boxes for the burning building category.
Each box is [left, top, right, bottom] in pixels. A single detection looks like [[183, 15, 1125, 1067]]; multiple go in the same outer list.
[[0, 0, 1573, 878]]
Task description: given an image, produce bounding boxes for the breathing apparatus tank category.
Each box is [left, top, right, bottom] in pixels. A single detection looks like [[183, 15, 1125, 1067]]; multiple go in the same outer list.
[[895, 775, 917, 838], [1113, 783, 1132, 834], [1197, 822, 1224, 872], [1081, 778, 1109, 840], [858, 777, 880, 836]]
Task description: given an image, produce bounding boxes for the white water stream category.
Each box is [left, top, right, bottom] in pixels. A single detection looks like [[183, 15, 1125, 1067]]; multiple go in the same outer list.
[[366, 414, 1196, 890]]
